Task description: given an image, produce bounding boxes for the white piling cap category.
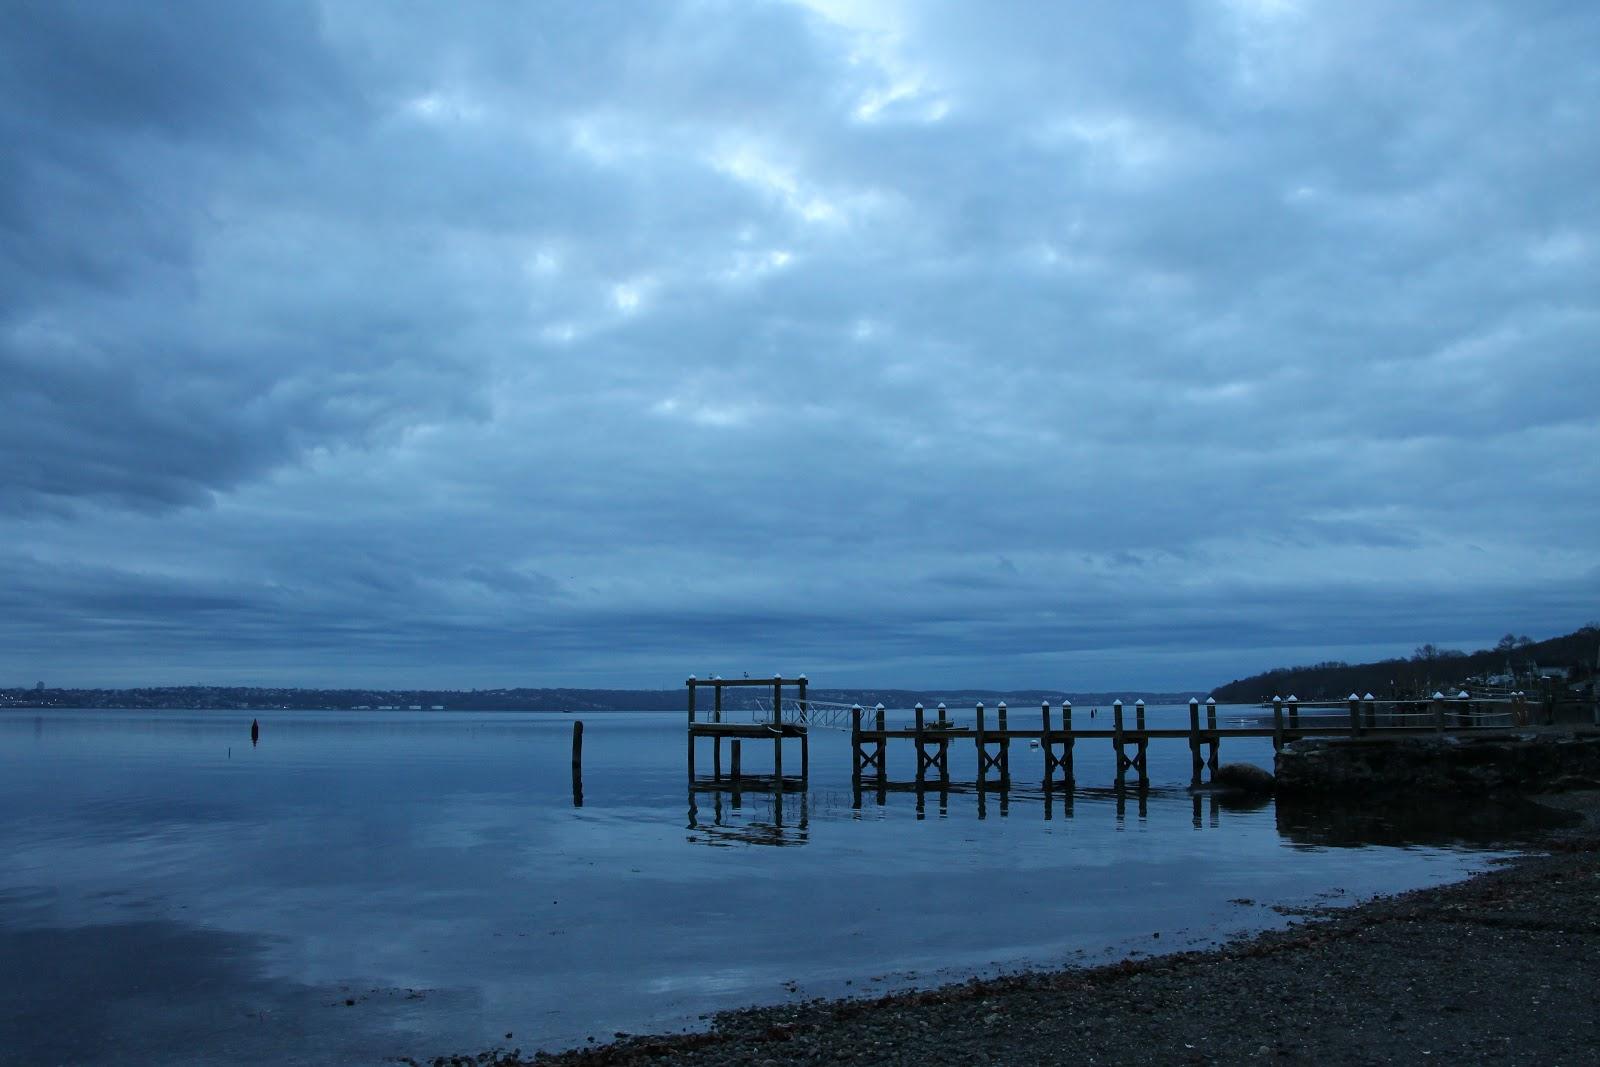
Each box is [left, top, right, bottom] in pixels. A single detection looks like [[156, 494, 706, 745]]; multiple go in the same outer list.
[[1042, 700, 1050, 708], [1273, 695, 1282, 702], [1458, 690, 1470, 699], [774, 673, 783, 680], [712, 675, 720, 680], [874, 703, 885, 710], [914, 702, 923, 710], [1287, 695, 1298, 703], [1348, 693, 1361, 701], [852, 703, 861, 710], [998, 701, 1007, 709], [1363, 693, 1375, 700], [688, 675, 696, 680], [1190, 697, 1200, 706], [798, 674, 806, 681], [937, 702, 946, 709], [1113, 699, 1123, 707], [1432, 691, 1445, 699], [1063, 700, 1072, 708], [1206, 696, 1216, 705], [1135, 699, 1145, 707], [976, 701, 984, 708]]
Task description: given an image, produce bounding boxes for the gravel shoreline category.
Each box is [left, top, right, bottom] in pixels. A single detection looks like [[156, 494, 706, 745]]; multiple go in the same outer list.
[[419, 794, 1600, 1066]]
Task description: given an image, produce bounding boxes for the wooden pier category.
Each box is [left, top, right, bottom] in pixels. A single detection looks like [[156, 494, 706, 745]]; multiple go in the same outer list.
[[850, 692, 1543, 790], [687, 676, 1561, 793]]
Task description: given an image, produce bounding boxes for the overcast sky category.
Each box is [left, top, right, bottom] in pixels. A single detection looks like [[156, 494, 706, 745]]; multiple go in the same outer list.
[[3, 1, 1596, 692]]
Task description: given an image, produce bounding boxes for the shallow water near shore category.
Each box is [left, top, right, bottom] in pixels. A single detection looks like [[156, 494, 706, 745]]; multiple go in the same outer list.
[[0, 707, 1541, 1064]]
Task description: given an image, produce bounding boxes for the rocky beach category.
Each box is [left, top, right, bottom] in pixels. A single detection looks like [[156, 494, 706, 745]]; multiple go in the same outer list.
[[423, 793, 1600, 1067]]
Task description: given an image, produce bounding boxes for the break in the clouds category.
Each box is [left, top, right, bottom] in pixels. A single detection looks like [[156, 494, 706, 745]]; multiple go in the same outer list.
[[3, 1, 1597, 690]]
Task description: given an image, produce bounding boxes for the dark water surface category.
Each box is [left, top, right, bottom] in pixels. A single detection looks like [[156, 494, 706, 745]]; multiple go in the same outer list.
[[0, 708, 1531, 1064]]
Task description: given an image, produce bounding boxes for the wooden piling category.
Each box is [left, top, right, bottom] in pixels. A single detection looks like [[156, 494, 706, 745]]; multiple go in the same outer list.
[[975, 703, 987, 788], [713, 681, 723, 779], [1063, 700, 1075, 784], [1287, 695, 1299, 731], [1348, 693, 1362, 737], [772, 676, 784, 781], [801, 728, 809, 781], [875, 704, 887, 778], [731, 739, 741, 778], [1432, 692, 1445, 733], [1112, 699, 1125, 774], [571, 720, 584, 806], [1205, 696, 1219, 775], [1040, 701, 1052, 793], [687, 677, 697, 780], [997, 702, 1010, 784], [851, 704, 862, 775], [1187, 698, 1201, 788], [1134, 699, 1148, 781], [1272, 696, 1284, 753], [937, 703, 950, 779], [916, 704, 927, 784]]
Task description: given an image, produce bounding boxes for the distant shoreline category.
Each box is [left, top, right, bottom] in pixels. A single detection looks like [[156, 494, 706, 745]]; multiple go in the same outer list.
[[0, 686, 1205, 714]]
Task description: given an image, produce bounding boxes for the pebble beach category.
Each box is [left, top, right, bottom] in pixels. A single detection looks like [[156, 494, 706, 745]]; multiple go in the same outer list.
[[421, 794, 1600, 1067]]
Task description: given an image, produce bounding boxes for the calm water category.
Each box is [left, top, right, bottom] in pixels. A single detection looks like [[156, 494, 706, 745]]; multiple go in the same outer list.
[[0, 707, 1537, 1064]]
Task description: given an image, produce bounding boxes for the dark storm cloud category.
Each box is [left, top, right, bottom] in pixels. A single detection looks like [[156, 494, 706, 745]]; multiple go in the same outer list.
[[2, 1, 1596, 688]]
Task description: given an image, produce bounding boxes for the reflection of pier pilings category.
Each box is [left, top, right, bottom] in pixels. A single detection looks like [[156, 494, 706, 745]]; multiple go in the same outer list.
[[686, 782, 810, 847], [843, 777, 1236, 825]]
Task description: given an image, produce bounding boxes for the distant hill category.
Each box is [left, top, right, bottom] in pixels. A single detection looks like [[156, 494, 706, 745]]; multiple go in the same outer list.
[[0, 683, 1201, 712], [1210, 625, 1600, 703]]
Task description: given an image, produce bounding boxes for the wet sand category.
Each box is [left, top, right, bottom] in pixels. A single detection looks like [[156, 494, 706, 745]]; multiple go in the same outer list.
[[420, 794, 1600, 1066]]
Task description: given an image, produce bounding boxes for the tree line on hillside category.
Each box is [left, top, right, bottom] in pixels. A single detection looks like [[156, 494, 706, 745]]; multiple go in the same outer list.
[[1210, 625, 1600, 703]]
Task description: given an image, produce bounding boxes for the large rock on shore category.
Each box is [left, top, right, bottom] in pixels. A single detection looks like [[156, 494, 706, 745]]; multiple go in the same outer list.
[[1212, 762, 1276, 794], [1275, 734, 1600, 795]]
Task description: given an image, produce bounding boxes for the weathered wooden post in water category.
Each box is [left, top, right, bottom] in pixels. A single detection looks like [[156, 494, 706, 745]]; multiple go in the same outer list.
[[1348, 693, 1362, 737], [975, 702, 987, 789], [914, 703, 927, 784], [997, 702, 1010, 784], [686, 676, 697, 780], [1286, 694, 1299, 732], [1205, 696, 1219, 774], [571, 720, 584, 806], [1133, 700, 1149, 781], [712, 677, 723, 780], [772, 675, 784, 782], [1272, 696, 1284, 753], [1187, 698, 1202, 788], [1112, 699, 1127, 777], [936, 703, 950, 778], [1040, 701, 1054, 792], [1431, 691, 1446, 733]]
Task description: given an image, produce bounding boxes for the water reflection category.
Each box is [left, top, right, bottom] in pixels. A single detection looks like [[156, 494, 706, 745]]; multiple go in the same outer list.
[[1276, 794, 1574, 849], [737, 777, 1571, 851], [686, 786, 811, 847]]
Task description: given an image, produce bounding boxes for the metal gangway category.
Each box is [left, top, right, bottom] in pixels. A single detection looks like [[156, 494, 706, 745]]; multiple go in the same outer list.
[[749, 695, 865, 731]]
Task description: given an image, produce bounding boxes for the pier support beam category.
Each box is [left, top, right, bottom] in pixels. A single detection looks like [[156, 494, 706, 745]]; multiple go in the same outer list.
[[1205, 696, 1219, 777]]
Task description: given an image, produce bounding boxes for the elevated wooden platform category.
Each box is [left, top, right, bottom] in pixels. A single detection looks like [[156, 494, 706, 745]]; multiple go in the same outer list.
[[687, 674, 810, 785]]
